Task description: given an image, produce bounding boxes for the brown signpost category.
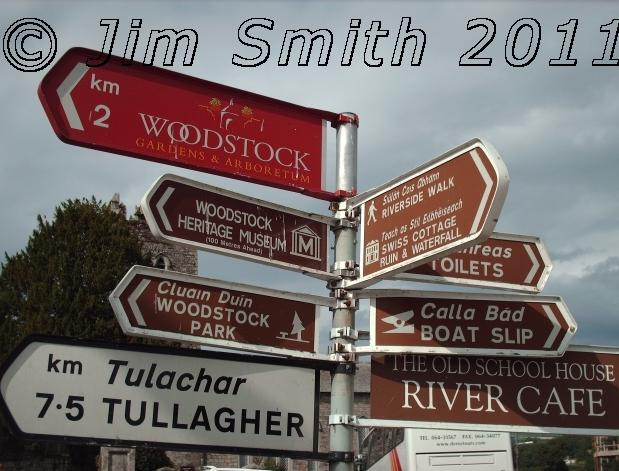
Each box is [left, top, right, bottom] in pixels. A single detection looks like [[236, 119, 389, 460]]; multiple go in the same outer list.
[[394, 233, 552, 293], [357, 290, 576, 357], [39, 48, 341, 200], [142, 174, 334, 279], [346, 139, 509, 289], [109, 265, 335, 360], [368, 346, 619, 435]]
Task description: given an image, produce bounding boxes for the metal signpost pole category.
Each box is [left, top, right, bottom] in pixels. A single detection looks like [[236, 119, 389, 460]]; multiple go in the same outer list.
[[329, 113, 358, 471]]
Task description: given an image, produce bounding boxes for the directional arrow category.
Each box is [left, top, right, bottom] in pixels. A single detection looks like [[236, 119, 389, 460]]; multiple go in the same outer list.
[[359, 290, 576, 357], [542, 304, 561, 349], [56, 63, 87, 131], [127, 278, 150, 327], [39, 47, 340, 200], [155, 186, 175, 232], [395, 233, 552, 292], [524, 243, 541, 284], [109, 265, 335, 360]]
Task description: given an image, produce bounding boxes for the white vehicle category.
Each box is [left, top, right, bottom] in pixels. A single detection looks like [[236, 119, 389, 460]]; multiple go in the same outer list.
[[359, 428, 514, 471]]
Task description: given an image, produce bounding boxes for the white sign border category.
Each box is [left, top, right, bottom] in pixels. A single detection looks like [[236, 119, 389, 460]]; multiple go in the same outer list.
[[0, 335, 332, 460]]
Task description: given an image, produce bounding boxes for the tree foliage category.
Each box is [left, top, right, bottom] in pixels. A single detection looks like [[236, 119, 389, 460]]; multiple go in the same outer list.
[[0, 198, 150, 359], [0, 197, 151, 468], [515, 435, 594, 471]]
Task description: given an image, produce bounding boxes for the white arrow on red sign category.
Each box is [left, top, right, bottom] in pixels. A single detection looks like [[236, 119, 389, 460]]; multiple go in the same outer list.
[[39, 48, 340, 199], [109, 265, 335, 360]]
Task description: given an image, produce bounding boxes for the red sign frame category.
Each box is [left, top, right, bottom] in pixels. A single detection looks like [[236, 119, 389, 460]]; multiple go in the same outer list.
[[39, 47, 340, 199]]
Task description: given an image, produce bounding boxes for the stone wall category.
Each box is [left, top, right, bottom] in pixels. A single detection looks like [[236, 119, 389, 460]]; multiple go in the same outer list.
[[130, 217, 197, 275]]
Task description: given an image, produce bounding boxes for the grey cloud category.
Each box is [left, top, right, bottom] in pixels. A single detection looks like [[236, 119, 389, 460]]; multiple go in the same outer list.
[[548, 256, 619, 346]]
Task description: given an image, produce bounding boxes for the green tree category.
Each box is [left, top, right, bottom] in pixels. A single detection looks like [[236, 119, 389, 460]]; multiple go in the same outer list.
[[515, 435, 593, 471], [0, 197, 150, 356], [0, 197, 151, 469]]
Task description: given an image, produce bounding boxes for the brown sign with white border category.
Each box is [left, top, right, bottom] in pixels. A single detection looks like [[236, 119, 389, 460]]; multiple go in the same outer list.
[[110, 266, 335, 360], [142, 174, 334, 279], [347, 139, 509, 289], [369, 346, 619, 435], [395, 233, 552, 293], [364, 290, 576, 357]]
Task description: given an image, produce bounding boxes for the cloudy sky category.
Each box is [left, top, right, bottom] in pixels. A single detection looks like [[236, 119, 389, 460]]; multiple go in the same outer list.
[[1, 1, 618, 351]]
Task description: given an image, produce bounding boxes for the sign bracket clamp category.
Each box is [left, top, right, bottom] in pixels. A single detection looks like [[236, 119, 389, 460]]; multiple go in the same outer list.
[[328, 451, 356, 463], [330, 326, 359, 342], [328, 286, 357, 308], [328, 343, 356, 362], [329, 414, 359, 426], [329, 201, 359, 228], [330, 261, 359, 279]]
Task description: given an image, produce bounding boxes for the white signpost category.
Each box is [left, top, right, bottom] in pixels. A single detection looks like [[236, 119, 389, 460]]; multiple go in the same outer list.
[[0, 336, 328, 459]]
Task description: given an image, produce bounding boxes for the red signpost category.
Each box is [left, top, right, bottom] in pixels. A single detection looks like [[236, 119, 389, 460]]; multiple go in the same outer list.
[[142, 174, 334, 278], [360, 290, 576, 357], [109, 265, 335, 360], [394, 233, 552, 293], [346, 139, 509, 289], [39, 48, 341, 199], [369, 347, 619, 435]]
